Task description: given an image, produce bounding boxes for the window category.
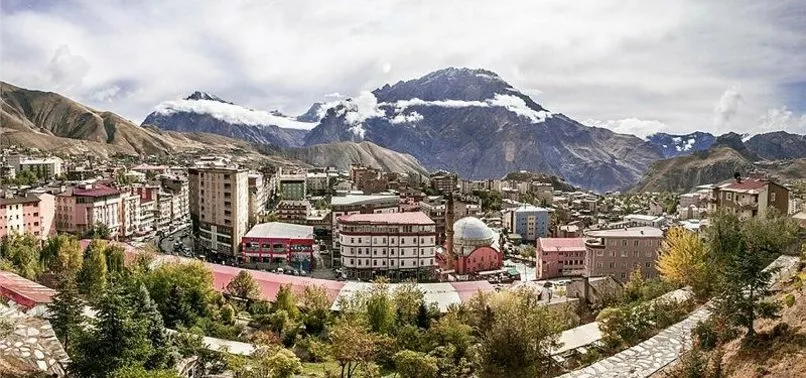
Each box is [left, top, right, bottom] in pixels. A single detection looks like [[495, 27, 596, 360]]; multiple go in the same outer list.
[[358, 259, 362, 266], [645, 251, 653, 258], [646, 262, 652, 268], [596, 250, 604, 256], [621, 250, 627, 257], [609, 262, 615, 269], [597, 262, 603, 268], [358, 238, 362, 243], [771, 192, 776, 202], [622, 240, 627, 246], [349, 259, 353, 265], [633, 240, 639, 246], [351, 238, 354, 243], [621, 272, 627, 279], [633, 251, 639, 257]]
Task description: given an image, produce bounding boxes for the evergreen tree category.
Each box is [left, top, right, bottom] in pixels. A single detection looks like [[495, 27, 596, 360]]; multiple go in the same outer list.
[[132, 285, 179, 370], [48, 276, 85, 352], [77, 240, 108, 296], [70, 284, 153, 378], [416, 302, 430, 329], [225, 270, 261, 301], [106, 244, 127, 278], [163, 284, 196, 328]]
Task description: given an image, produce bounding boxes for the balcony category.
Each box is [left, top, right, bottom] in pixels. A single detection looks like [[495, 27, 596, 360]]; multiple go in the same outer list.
[[585, 237, 605, 249]]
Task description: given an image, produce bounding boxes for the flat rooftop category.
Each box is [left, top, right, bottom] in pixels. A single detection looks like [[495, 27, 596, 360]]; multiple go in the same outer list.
[[331, 194, 398, 206], [338, 211, 435, 225], [244, 222, 315, 239], [585, 226, 664, 238]]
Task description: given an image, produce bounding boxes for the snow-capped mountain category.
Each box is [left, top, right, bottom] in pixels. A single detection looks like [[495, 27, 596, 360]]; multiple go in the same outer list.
[[645, 132, 716, 158], [303, 67, 663, 192], [142, 92, 316, 148]]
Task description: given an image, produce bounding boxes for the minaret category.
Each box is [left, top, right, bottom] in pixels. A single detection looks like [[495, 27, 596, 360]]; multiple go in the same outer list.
[[445, 191, 455, 268]]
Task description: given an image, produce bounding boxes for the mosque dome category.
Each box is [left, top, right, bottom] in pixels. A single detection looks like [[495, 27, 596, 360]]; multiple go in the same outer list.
[[453, 217, 495, 248]]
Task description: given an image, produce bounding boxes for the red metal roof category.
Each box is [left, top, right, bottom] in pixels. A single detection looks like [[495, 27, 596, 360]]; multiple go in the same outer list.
[[72, 184, 121, 198], [0, 271, 57, 309], [449, 281, 496, 302], [338, 211, 435, 225], [537, 238, 586, 252], [209, 264, 345, 304], [719, 179, 769, 191]]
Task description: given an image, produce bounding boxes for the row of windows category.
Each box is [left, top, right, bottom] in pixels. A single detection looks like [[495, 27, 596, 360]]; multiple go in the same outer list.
[[343, 236, 435, 245], [342, 247, 434, 257], [607, 239, 661, 247], [343, 258, 435, 267], [596, 249, 655, 258], [596, 261, 654, 270]]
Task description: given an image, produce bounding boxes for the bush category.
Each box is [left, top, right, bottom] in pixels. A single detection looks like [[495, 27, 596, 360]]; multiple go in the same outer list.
[[691, 317, 739, 351], [295, 337, 331, 362]]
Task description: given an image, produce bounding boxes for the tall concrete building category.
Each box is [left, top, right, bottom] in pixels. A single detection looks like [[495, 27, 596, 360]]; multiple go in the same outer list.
[[7, 155, 63, 179], [503, 205, 549, 241], [188, 166, 250, 256], [583, 226, 664, 281]]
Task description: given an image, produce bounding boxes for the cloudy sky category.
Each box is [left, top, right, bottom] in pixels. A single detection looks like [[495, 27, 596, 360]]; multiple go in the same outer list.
[[1, 0, 804, 137]]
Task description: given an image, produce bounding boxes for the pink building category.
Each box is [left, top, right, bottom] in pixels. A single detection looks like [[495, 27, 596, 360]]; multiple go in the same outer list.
[[536, 238, 587, 279], [55, 184, 122, 237], [0, 194, 43, 239]]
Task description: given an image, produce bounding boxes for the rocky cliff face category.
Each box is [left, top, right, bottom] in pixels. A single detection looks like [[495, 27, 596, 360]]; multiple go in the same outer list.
[[285, 141, 429, 175], [0, 82, 268, 158], [744, 131, 806, 160], [646, 132, 716, 158], [142, 92, 315, 148], [303, 67, 663, 192]]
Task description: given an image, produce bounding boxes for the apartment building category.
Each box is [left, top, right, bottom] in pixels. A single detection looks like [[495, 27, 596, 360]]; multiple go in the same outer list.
[[189, 166, 249, 256], [330, 194, 400, 266], [583, 227, 664, 281], [536, 238, 587, 279], [276, 200, 310, 225], [419, 196, 446, 245], [277, 169, 306, 200], [306, 172, 329, 196], [0, 194, 43, 239], [430, 172, 457, 194], [623, 214, 667, 228], [708, 177, 789, 219], [139, 200, 155, 233], [248, 172, 268, 221], [337, 212, 437, 280], [503, 205, 549, 241], [120, 192, 141, 238], [55, 184, 122, 237], [161, 175, 189, 222], [7, 155, 63, 179]]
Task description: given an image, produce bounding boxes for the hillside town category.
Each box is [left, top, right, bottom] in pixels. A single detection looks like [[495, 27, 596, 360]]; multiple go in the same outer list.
[[3, 145, 806, 377]]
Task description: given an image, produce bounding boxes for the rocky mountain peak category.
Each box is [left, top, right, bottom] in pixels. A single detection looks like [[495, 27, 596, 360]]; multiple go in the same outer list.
[[185, 91, 230, 103], [372, 66, 522, 103]]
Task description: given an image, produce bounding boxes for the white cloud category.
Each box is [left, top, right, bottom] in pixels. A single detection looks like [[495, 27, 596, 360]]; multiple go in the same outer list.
[[390, 111, 424, 124], [757, 107, 806, 134], [155, 99, 317, 130], [713, 86, 743, 128], [1, 0, 804, 137], [585, 118, 670, 138]]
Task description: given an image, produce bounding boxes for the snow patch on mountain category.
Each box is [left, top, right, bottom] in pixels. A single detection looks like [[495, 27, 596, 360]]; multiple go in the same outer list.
[[391, 111, 424, 124], [155, 99, 316, 130], [382, 94, 550, 123]]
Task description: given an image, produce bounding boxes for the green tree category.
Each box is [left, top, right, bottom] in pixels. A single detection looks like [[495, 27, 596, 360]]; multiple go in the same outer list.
[[48, 276, 85, 352], [0, 232, 42, 280], [330, 317, 377, 378], [110, 366, 181, 378], [234, 346, 302, 378], [105, 243, 127, 278], [70, 284, 153, 378], [77, 239, 108, 296], [13, 169, 39, 186], [41, 234, 83, 278], [300, 285, 332, 336], [476, 288, 565, 378], [394, 350, 439, 378], [88, 222, 112, 239], [708, 210, 800, 340], [226, 270, 261, 301], [365, 279, 395, 334], [132, 285, 178, 370], [426, 311, 474, 363], [272, 284, 300, 320], [393, 282, 425, 326], [145, 261, 215, 326]]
